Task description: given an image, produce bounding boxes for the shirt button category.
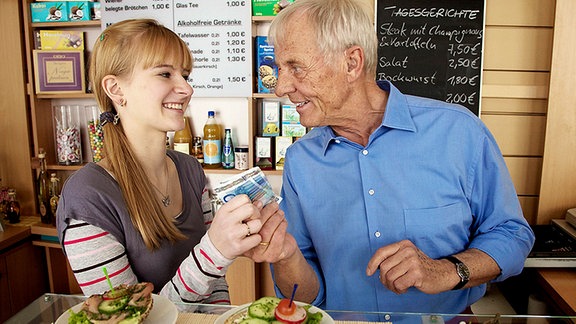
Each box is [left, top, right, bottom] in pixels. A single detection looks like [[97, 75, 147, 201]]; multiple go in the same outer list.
[[335, 139, 341, 144], [375, 231, 381, 238], [362, 150, 369, 155], [368, 189, 375, 195]]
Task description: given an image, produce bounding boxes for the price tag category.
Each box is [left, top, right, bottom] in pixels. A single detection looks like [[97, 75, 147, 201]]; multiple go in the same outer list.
[[101, 0, 252, 97]]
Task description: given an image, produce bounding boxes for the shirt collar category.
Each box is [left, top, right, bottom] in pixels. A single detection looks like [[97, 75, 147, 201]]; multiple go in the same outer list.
[[319, 81, 417, 154]]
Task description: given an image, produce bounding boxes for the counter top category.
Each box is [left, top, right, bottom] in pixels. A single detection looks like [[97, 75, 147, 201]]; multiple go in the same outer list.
[[10, 293, 576, 324], [537, 268, 576, 315], [0, 224, 31, 251]]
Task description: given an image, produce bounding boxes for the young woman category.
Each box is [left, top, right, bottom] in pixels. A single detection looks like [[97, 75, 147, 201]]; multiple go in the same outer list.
[[56, 19, 278, 304]]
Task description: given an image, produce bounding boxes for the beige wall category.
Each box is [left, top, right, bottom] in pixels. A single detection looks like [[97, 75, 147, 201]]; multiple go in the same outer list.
[[0, 0, 35, 215]]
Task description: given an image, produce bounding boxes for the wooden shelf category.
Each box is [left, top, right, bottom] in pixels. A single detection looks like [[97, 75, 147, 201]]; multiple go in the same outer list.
[[31, 20, 101, 28], [36, 93, 94, 99], [252, 16, 275, 22]]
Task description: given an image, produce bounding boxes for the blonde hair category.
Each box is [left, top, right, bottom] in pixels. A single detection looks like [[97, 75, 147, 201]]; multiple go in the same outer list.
[[269, 0, 378, 76], [90, 19, 191, 249]]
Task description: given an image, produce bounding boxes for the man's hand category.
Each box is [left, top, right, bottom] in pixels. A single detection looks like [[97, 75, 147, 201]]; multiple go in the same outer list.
[[244, 202, 298, 263], [366, 240, 453, 294]]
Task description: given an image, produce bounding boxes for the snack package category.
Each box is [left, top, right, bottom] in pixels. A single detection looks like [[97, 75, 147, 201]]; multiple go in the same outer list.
[[213, 167, 281, 206]]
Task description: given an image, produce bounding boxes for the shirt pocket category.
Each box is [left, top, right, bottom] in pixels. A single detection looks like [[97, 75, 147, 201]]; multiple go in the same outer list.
[[404, 201, 471, 259]]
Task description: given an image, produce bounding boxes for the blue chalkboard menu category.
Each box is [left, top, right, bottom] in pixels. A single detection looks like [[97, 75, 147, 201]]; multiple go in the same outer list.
[[376, 0, 485, 115]]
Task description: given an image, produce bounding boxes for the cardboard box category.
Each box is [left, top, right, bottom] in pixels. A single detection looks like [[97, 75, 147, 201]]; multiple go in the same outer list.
[[30, 2, 69, 23], [255, 137, 273, 170], [92, 2, 101, 20], [67, 1, 92, 21], [262, 100, 280, 136], [255, 36, 277, 93], [252, 0, 295, 16], [281, 104, 307, 137], [33, 50, 86, 94], [275, 136, 293, 170], [39, 30, 84, 50]]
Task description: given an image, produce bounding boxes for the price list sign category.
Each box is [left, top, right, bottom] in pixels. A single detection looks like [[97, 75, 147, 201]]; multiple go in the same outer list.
[[376, 0, 484, 115], [101, 0, 252, 97]]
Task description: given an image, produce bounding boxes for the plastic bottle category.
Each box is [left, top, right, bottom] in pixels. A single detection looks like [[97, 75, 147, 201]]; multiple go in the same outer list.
[[222, 129, 235, 169], [203, 111, 221, 168], [173, 117, 192, 154], [37, 148, 53, 224]]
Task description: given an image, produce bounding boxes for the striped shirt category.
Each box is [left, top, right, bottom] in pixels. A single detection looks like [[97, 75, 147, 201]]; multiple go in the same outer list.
[[57, 150, 233, 304]]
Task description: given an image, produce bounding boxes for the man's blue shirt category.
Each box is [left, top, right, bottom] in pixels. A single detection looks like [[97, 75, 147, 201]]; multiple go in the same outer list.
[[277, 81, 535, 314]]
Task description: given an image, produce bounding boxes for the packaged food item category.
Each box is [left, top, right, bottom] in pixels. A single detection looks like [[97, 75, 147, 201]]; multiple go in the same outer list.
[[234, 146, 249, 170]]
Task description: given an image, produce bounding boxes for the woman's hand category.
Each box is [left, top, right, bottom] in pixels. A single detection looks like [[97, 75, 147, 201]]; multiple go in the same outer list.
[[208, 195, 263, 259]]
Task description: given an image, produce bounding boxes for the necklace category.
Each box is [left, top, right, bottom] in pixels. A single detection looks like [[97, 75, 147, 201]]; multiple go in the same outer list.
[[151, 161, 171, 207]]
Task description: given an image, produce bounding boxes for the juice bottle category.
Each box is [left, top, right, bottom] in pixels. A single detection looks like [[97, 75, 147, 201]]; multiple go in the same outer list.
[[173, 117, 192, 154], [203, 111, 221, 168]]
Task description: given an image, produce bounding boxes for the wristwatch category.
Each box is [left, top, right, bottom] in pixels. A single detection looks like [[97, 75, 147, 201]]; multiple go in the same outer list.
[[444, 255, 470, 290]]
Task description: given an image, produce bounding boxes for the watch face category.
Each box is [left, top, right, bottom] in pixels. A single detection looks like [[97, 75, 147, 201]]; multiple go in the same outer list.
[[456, 263, 471, 281]]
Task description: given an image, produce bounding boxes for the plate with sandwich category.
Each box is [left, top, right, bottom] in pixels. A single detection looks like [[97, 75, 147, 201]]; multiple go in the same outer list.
[[57, 282, 177, 324]]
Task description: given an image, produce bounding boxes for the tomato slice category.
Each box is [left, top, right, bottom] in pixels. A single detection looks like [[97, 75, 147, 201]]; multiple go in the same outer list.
[[275, 299, 307, 324], [276, 298, 297, 316]]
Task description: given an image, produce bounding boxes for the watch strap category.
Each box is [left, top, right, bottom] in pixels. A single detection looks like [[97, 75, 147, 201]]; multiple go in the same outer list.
[[444, 255, 469, 290]]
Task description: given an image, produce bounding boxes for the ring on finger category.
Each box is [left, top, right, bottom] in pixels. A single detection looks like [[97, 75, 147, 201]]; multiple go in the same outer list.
[[259, 242, 270, 246], [244, 223, 252, 237]]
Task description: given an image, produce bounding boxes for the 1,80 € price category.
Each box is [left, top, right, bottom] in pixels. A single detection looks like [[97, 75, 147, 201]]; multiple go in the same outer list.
[[447, 75, 479, 87]]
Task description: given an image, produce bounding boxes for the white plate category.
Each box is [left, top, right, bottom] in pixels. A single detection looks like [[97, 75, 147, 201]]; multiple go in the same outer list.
[[214, 301, 334, 324], [55, 294, 178, 324]]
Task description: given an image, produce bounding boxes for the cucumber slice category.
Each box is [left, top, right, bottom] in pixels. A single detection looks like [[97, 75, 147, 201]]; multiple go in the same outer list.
[[98, 296, 129, 314], [239, 318, 270, 324], [247, 296, 281, 321], [103, 287, 129, 300], [248, 303, 276, 321], [254, 296, 281, 307]]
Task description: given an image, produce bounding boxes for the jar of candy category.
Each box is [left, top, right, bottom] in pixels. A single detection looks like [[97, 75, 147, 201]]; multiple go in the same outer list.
[[85, 105, 104, 162], [53, 105, 82, 165]]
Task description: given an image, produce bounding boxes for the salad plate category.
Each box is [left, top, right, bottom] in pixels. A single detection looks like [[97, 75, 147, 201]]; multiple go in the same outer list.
[[215, 301, 334, 324]]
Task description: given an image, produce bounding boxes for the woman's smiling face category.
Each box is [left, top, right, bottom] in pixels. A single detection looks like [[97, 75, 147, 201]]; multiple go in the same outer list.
[[118, 60, 193, 133]]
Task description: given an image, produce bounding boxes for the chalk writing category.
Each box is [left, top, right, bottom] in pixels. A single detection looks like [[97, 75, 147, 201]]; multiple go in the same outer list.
[[377, 0, 484, 115]]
